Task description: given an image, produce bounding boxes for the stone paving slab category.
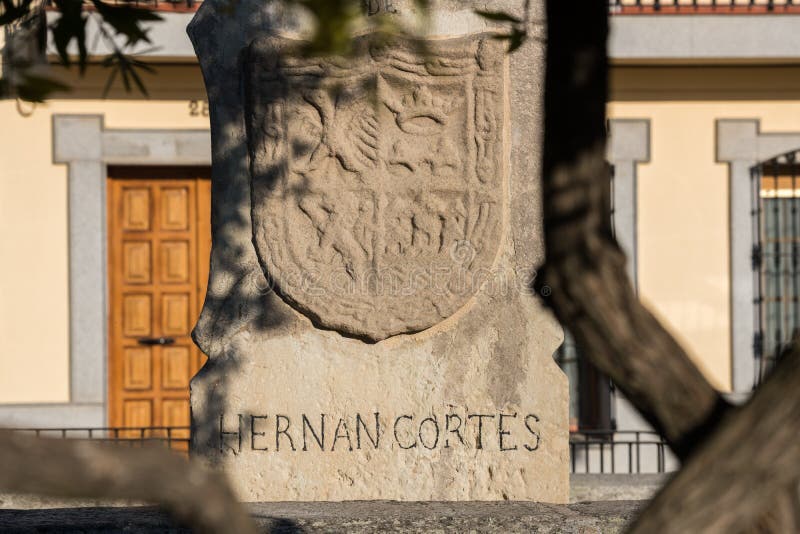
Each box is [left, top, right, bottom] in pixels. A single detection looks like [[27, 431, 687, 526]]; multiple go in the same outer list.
[[0, 501, 643, 533], [570, 474, 667, 502], [0, 474, 667, 512]]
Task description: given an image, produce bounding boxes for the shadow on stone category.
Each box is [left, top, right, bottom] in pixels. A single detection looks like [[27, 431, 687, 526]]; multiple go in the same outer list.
[[264, 517, 306, 534], [0, 502, 644, 533]]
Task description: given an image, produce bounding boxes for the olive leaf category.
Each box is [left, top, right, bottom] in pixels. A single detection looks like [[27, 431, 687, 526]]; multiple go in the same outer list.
[[102, 51, 156, 97], [90, 0, 162, 47], [0, 0, 34, 26], [49, 0, 87, 72]]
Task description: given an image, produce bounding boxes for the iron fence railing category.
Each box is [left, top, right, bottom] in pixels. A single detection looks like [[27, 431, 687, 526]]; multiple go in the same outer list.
[[9, 426, 190, 452], [610, 0, 800, 14], [12, 426, 671, 474], [570, 430, 673, 474]]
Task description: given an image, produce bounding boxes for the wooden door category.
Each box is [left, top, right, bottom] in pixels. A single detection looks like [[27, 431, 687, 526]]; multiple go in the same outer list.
[[107, 167, 210, 442]]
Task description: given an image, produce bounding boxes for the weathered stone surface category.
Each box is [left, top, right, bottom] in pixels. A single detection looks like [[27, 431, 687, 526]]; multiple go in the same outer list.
[[188, 0, 567, 503], [0, 473, 670, 510], [246, 34, 505, 341], [0, 475, 666, 509], [0, 501, 643, 533]]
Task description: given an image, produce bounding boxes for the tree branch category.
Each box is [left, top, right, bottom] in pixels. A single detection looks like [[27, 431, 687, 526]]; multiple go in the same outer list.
[[629, 349, 800, 533], [0, 431, 257, 534], [538, 0, 731, 459]]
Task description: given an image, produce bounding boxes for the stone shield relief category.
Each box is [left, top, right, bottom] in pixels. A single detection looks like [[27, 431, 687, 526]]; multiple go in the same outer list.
[[245, 34, 506, 341]]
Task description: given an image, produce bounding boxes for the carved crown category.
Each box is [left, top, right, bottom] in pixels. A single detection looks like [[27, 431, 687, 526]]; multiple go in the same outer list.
[[390, 86, 455, 134]]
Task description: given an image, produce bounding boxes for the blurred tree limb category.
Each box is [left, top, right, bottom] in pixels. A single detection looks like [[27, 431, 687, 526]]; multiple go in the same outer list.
[[538, 0, 729, 459], [629, 350, 800, 533], [0, 430, 258, 534], [537, 0, 800, 532]]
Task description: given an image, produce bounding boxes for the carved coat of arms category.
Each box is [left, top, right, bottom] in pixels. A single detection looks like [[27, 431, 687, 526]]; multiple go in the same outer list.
[[245, 34, 506, 341]]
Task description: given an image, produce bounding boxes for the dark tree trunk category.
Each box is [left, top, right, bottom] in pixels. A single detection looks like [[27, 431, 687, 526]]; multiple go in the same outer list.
[[629, 350, 800, 533], [538, 0, 729, 460], [538, 2, 800, 532]]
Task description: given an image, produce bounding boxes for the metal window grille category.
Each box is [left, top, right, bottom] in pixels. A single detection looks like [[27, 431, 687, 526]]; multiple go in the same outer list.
[[751, 149, 800, 387], [555, 333, 582, 431], [556, 332, 615, 433]]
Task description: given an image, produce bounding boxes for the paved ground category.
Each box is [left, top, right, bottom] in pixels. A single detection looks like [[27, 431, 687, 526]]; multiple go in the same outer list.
[[0, 475, 661, 532], [0, 501, 643, 533], [0, 473, 669, 511], [570, 474, 667, 502]]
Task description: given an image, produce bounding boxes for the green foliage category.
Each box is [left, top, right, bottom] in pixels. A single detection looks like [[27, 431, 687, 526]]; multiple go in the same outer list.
[[102, 50, 155, 97], [295, 0, 431, 57], [297, 0, 362, 56], [50, 0, 87, 71], [0, 0, 33, 25], [0, 0, 527, 102], [90, 0, 161, 46], [1, 0, 162, 101]]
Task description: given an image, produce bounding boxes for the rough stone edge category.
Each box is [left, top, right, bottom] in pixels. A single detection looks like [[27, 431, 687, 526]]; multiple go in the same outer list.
[[1, 473, 665, 509], [0, 500, 644, 533]]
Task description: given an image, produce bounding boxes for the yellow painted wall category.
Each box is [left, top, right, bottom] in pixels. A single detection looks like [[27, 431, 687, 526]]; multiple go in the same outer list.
[[4, 63, 800, 402], [0, 65, 208, 403], [610, 66, 800, 392]]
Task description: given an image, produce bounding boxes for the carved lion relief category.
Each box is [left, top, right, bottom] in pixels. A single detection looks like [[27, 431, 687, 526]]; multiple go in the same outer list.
[[245, 34, 506, 341]]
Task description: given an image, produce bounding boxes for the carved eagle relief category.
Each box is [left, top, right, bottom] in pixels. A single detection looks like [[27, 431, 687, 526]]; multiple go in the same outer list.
[[245, 34, 506, 341]]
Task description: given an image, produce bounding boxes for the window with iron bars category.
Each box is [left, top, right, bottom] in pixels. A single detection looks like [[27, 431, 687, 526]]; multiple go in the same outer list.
[[555, 333, 614, 433], [751, 149, 800, 387]]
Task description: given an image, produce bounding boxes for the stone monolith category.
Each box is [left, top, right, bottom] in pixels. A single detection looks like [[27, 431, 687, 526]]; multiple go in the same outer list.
[[188, 0, 568, 502]]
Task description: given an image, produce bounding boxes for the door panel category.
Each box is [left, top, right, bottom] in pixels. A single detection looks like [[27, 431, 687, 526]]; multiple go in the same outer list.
[[122, 188, 151, 231], [122, 295, 152, 336], [123, 242, 152, 283], [108, 168, 210, 443], [162, 346, 191, 389], [162, 294, 190, 335], [123, 347, 153, 390]]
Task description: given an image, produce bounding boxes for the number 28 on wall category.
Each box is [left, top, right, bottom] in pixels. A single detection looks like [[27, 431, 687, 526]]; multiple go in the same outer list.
[[189, 100, 209, 117]]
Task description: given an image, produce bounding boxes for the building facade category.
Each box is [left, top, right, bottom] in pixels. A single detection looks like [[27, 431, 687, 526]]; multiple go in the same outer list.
[[2, 0, 800, 471]]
